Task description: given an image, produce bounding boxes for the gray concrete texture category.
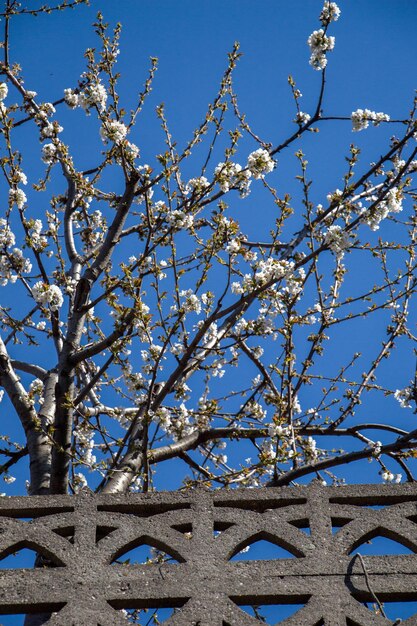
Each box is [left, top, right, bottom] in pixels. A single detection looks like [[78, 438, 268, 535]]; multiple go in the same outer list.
[[0, 482, 416, 624]]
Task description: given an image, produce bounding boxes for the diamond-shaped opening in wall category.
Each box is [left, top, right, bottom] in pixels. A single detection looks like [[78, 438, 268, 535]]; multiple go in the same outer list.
[[360, 505, 387, 510], [51, 525, 75, 544], [111, 542, 181, 565], [0, 607, 66, 626], [356, 599, 417, 622], [331, 517, 354, 534], [114, 605, 185, 624], [349, 531, 415, 556], [229, 537, 301, 561], [213, 521, 235, 538], [233, 602, 308, 624], [95, 525, 118, 543], [378, 600, 417, 622], [0, 543, 65, 569], [288, 519, 311, 535], [0, 614, 27, 625], [170, 522, 193, 537]]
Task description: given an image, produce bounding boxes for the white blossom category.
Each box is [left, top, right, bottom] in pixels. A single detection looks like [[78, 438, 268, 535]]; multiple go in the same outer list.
[[0, 219, 15, 248], [28, 219, 47, 251], [351, 109, 390, 132], [32, 282, 64, 311], [384, 187, 403, 214], [0, 83, 8, 101], [382, 471, 394, 482], [319, 1, 341, 24], [179, 289, 201, 314], [0, 248, 32, 286], [324, 225, 351, 258], [170, 342, 184, 356], [41, 143, 58, 164], [360, 187, 403, 231], [29, 378, 44, 397], [231, 281, 244, 295], [100, 120, 128, 144], [293, 396, 302, 414], [307, 29, 335, 70], [64, 88, 79, 108], [73, 472, 88, 493], [166, 209, 194, 230], [394, 386, 413, 409], [16, 171, 27, 185], [371, 441, 382, 457], [125, 141, 140, 159], [254, 258, 294, 285], [78, 81, 108, 112], [40, 122, 63, 139], [247, 148, 275, 179], [268, 423, 290, 438], [9, 188, 27, 209], [184, 176, 210, 195], [294, 111, 311, 125], [225, 239, 240, 254], [214, 161, 252, 197]]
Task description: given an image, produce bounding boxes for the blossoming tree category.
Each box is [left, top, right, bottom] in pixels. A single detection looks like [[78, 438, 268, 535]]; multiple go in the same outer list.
[[0, 0, 416, 508]]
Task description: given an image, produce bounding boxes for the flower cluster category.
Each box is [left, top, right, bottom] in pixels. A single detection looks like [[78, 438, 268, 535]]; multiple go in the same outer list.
[[254, 258, 294, 285], [40, 120, 63, 140], [0, 219, 15, 248], [232, 258, 295, 296], [360, 187, 403, 231], [28, 378, 44, 406], [225, 238, 241, 255], [74, 422, 97, 467], [307, 29, 335, 70], [64, 80, 108, 113], [0, 220, 32, 286], [304, 436, 318, 461], [351, 109, 390, 132], [166, 209, 194, 230], [319, 1, 341, 24], [294, 111, 311, 125], [63, 88, 79, 108], [73, 472, 88, 492], [184, 176, 210, 196], [0, 83, 8, 101], [214, 161, 252, 197], [32, 282, 64, 311], [27, 219, 47, 251], [247, 148, 275, 179], [0, 248, 32, 286], [9, 188, 27, 209], [394, 386, 413, 409], [382, 471, 402, 483], [179, 289, 202, 315], [41, 142, 58, 164], [383, 187, 403, 214], [268, 423, 291, 438], [72, 209, 106, 248], [100, 120, 128, 144], [324, 225, 351, 258]]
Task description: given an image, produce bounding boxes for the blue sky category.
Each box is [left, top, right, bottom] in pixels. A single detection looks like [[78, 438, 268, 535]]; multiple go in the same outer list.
[[3, 0, 417, 488]]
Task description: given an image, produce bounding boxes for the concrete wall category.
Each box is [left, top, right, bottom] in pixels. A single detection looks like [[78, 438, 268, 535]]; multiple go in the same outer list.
[[0, 481, 416, 625]]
